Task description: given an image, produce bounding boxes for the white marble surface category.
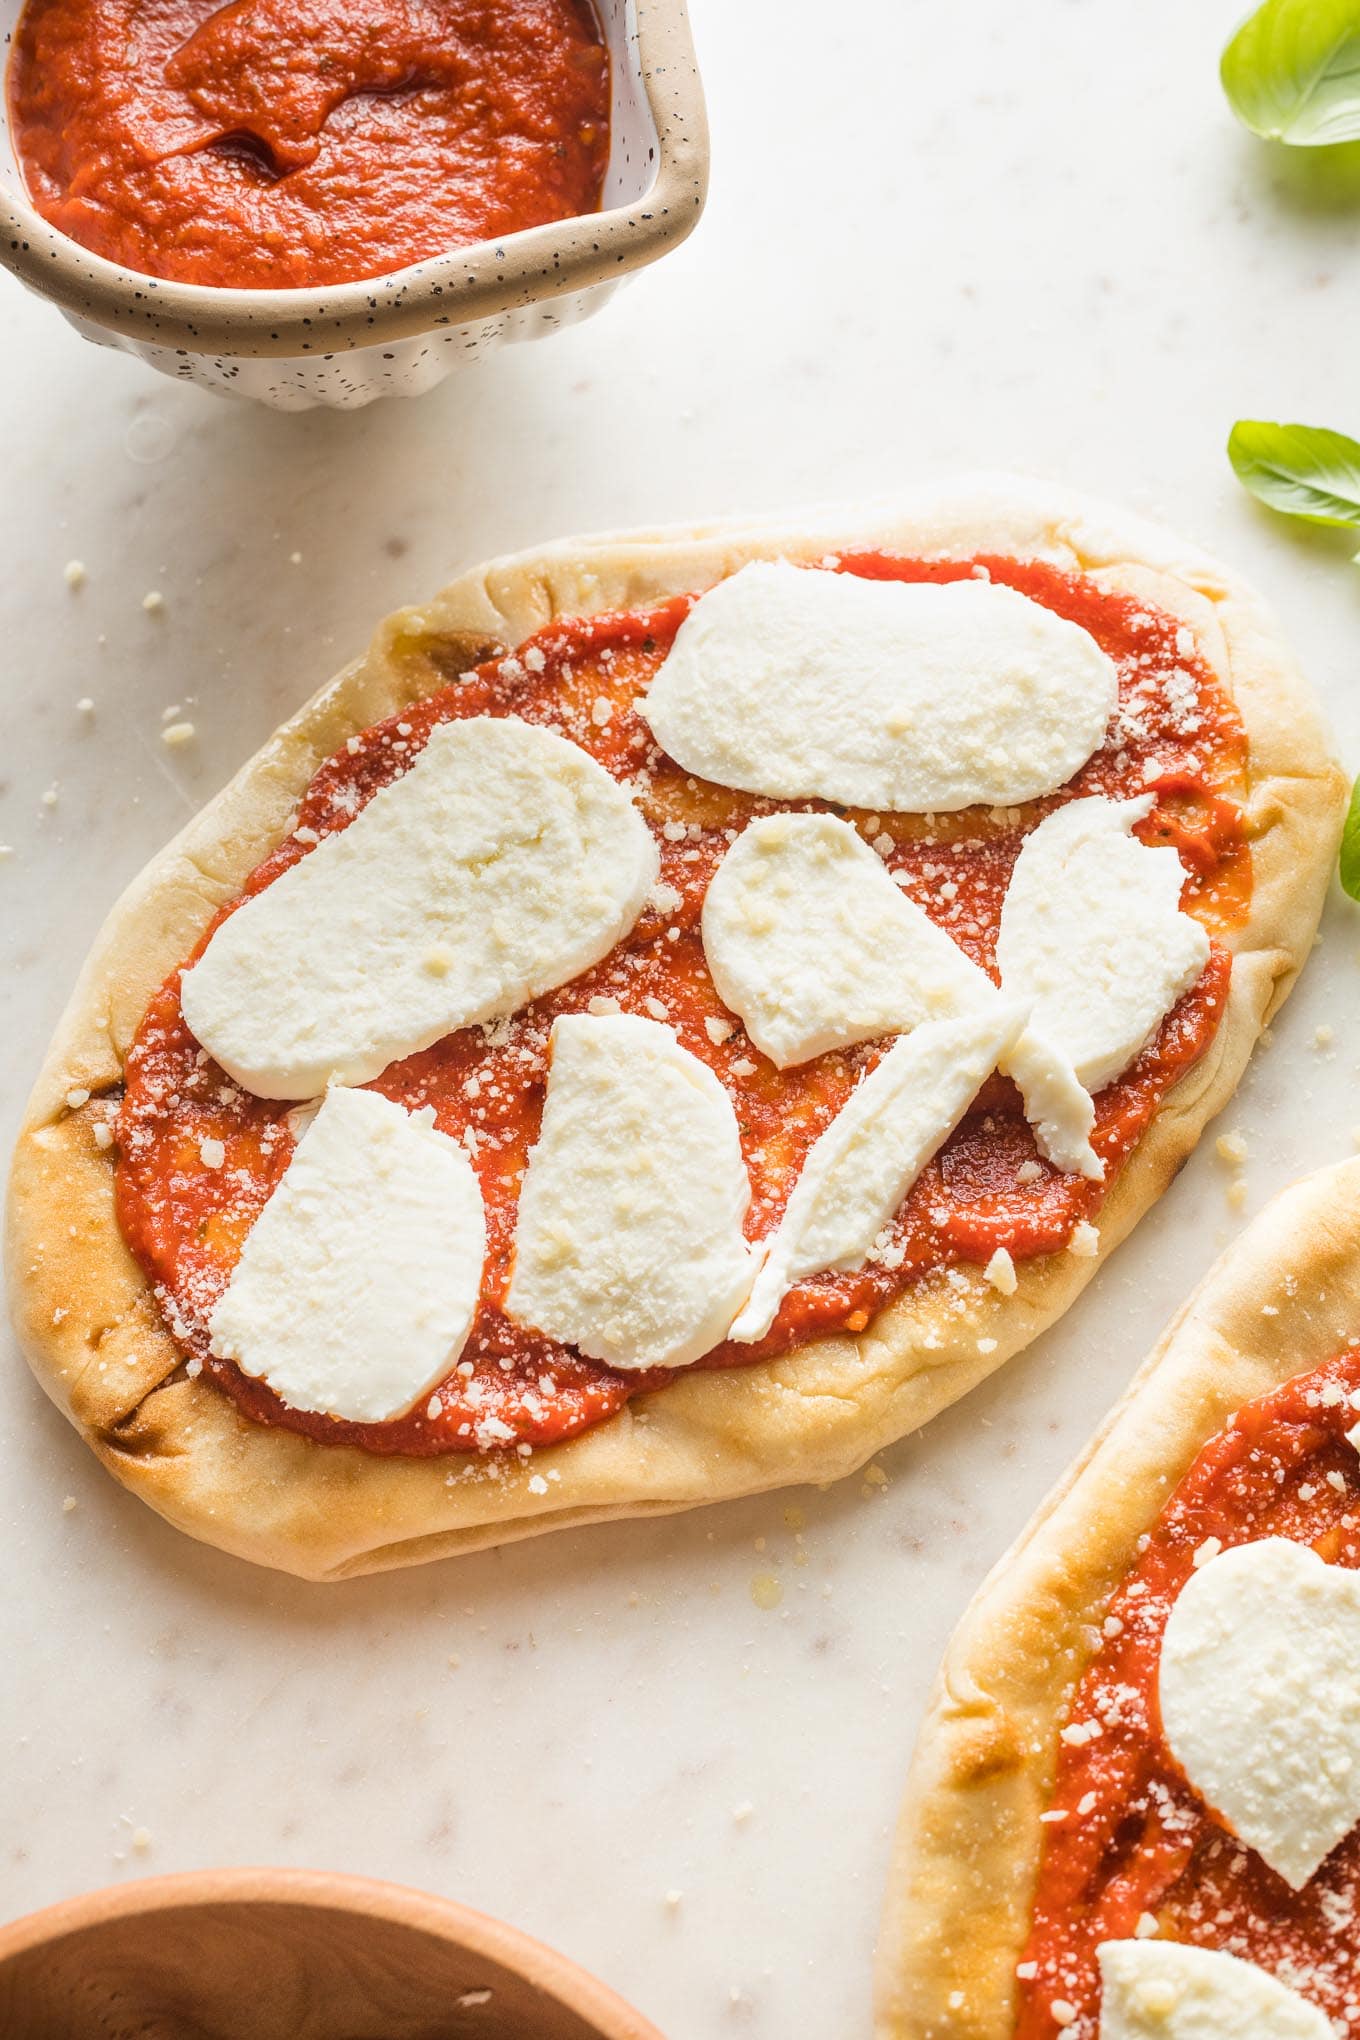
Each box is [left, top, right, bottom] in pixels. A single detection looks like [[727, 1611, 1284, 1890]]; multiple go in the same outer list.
[[4, 2, 1360, 2033]]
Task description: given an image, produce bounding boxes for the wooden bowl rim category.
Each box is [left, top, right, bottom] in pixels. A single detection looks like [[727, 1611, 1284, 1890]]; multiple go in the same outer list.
[[0, 1866, 666, 2039]]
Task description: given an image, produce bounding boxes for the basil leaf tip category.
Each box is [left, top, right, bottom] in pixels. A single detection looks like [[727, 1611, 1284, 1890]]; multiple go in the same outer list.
[[1222, 0, 1360, 148], [1340, 775, 1360, 901], [1228, 419, 1360, 529]]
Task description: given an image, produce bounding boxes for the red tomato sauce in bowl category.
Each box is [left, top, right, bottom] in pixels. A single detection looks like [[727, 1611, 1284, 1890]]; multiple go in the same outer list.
[[6, 0, 611, 289]]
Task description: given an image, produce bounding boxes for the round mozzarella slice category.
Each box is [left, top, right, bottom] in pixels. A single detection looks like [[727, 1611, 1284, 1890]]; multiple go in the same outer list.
[[506, 1013, 757, 1371], [1097, 1940, 1332, 2038], [207, 1086, 486, 1425], [1158, 1537, 1360, 1891], [641, 559, 1118, 812], [730, 1004, 1025, 1344], [181, 716, 659, 1101], [701, 813, 991, 1068], [996, 794, 1210, 1095]]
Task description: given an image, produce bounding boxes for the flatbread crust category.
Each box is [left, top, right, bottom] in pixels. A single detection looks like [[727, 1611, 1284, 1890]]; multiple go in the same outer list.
[[5, 477, 1346, 1580], [874, 1155, 1360, 2038]]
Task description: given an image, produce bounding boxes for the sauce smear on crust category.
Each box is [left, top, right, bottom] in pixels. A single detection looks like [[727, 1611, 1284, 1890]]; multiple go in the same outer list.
[[116, 554, 1250, 1456], [8, 0, 609, 288], [1017, 1348, 1360, 2040]]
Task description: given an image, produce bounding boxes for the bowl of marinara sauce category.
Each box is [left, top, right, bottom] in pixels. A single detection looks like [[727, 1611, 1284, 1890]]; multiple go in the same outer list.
[[0, 1867, 668, 2037], [0, 0, 707, 408]]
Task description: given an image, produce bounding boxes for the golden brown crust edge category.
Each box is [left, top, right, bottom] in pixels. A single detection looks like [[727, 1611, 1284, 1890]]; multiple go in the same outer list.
[[4, 477, 1347, 1580], [872, 1157, 1360, 2040]]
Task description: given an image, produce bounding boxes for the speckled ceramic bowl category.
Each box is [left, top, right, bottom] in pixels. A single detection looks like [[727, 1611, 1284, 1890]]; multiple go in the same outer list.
[[0, 1867, 668, 2037], [0, 0, 707, 410]]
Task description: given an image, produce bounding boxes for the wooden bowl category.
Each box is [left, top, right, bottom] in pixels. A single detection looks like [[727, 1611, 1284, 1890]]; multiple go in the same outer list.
[[0, 1867, 666, 2039]]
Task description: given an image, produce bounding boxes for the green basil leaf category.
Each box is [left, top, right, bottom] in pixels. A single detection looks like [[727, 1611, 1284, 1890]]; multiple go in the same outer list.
[[1340, 774, 1360, 900], [1228, 419, 1360, 527], [1222, 0, 1360, 146]]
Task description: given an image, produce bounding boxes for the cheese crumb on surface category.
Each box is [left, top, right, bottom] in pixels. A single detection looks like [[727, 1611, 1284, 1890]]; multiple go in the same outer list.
[[63, 559, 87, 590], [984, 1247, 1017, 1295], [161, 721, 196, 748], [65, 1087, 90, 1109], [142, 589, 165, 614], [199, 1137, 226, 1169], [1215, 1130, 1248, 1166], [1067, 1220, 1099, 1258]]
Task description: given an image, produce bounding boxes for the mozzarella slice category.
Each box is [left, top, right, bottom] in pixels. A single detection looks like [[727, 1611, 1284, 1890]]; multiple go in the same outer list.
[[181, 717, 659, 1101], [506, 1014, 757, 1371], [996, 795, 1209, 1095], [700, 811, 1101, 1178], [730, 1004, 1024, 1343], [1158, 1537, 1360, 1889], [208, 1086, 485, 1424], [1097, 1940, 1332, 2039], [701, 812, 990, 1068], [1002, 1026, 1101, 1180], [641, 560, 1117, 812]]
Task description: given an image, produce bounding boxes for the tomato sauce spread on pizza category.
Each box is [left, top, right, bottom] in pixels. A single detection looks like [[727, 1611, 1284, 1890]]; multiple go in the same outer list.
[[114, 554, 1250, 1458], [1016, 1347, 1360, 2039], [7, 0, 609, 289]]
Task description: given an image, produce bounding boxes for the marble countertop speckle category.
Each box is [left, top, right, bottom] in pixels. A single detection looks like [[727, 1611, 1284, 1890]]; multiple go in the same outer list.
[[5, 3, 1360, 2034]]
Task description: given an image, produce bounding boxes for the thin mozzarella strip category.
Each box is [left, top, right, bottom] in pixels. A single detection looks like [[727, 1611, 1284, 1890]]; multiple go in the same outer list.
[[701, 810, 1102, 1178], [641, 559, 1118, 811], [181, 716, 659, 1100], [997, 795, 1210, 1096], [1158, 1538, 1360, 1890], [1003, 1026, 1100, 1181], [1097, 1939, 1332, 2038], [730, 1005, 1025, 1344], [701, 812, 990, 1068], [506, 1014, 757, 1371], [208, 1087, 486, 1424]]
